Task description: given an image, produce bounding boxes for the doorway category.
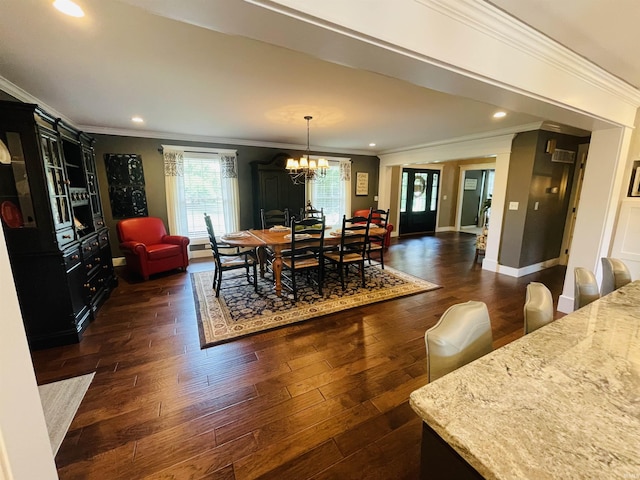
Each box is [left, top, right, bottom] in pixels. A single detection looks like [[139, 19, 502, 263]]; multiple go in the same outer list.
[[458, 168, 494, 235], [399, 168, 439, 234]]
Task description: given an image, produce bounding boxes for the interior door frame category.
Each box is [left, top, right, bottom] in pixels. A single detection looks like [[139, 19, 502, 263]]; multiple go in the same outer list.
[[455, 162, 496, 231], [399, 164, 443, 234]]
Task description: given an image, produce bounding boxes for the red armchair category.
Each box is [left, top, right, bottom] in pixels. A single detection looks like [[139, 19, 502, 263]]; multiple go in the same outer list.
[[353, 209, 394, 247], [116, 217, 190, 280]]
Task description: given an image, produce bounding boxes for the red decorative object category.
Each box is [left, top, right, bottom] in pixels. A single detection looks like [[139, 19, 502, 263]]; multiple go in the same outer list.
[[1, 201, 24, 228]]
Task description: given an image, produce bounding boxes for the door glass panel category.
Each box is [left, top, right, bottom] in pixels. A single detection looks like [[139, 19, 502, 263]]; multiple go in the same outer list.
[[412, 173, 427, 212], [430, 173, 439, 211], [400, 172, 408, 213]]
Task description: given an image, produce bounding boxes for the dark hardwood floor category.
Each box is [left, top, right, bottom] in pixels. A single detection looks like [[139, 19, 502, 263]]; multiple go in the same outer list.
[[30, 232, 566, 480]]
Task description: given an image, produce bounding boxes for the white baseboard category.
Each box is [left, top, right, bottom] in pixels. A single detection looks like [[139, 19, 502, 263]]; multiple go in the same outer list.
[[436, 226, 456, 232], [482, 258, 559, 278], [190, 250, 213, 259], [113, 257, 126, 267], [557, 295, 575, 314]]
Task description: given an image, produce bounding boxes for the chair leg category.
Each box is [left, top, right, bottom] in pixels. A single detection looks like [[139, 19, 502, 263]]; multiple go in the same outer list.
[[214, 269, 222, 297], [292, 268, 298, 302], [252, 262, 257, 293]]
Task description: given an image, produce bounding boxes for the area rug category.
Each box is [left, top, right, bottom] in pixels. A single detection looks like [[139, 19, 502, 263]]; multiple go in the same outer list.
[[38, 372, 95, 455], [192, 264, 440, 348]]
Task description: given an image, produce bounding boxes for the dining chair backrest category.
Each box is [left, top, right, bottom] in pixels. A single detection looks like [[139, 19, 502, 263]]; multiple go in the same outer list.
[[288, 216, 326, 267], [600, 257, 631, 296], [425, 300, 493, 383], [261, 208, 290, 229], [204, 213, 223, 256], [301, 207, 324, 220], [369, 208, 389, 229], [523, 282, 554, 334], [574, 267, 600, 310], [340, 213, 370, 256]]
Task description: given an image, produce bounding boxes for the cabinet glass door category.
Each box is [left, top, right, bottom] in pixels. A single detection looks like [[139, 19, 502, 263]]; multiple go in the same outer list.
[[41, 131, 72, 230], [82, 147, 101, 217]]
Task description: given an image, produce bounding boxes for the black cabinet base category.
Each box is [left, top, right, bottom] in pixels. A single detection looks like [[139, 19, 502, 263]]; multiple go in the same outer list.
[[28, 309, 92, 350], [420, 422, 484, 480]]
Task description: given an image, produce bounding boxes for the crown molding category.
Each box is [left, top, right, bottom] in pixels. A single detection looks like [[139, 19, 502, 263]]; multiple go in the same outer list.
[[379, 121, 544, 156], [0, 77, 77, 127], [80, 125, 375, 157], [417, 0, 640, 107]]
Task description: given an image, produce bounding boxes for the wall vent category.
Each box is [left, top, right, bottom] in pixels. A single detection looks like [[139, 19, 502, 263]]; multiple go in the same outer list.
[[551, 149, 575, 164]]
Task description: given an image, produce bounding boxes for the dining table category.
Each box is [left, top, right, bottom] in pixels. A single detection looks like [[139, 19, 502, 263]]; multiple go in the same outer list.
[[220, 225, 387, 297], [409, 280, 640, 479]]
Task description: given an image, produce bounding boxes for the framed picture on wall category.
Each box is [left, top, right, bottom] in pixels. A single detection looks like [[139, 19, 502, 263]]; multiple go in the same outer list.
[[356, 172, 368, 196]]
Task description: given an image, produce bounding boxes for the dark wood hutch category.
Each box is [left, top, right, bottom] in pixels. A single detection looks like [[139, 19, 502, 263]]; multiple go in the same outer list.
[[0, 100, 116, 349], [251, 152, 304, 228]]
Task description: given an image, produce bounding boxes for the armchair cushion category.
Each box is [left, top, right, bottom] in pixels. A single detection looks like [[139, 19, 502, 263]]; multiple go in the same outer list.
[[116, 217, 190, 280]]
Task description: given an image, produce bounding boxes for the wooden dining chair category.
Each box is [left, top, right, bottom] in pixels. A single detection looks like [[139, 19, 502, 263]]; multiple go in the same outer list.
[[261, 208, 290, 229], [300, 206, 323, 220], [324, 213, 370, 290], [366, 208, 389, 269], [204, 213, 257, 297], [281, 216, 325, 301]]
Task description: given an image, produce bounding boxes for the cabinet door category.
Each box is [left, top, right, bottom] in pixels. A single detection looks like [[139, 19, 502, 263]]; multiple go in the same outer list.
[[82, 146, 103, 222], [40, 128, 72, 231]]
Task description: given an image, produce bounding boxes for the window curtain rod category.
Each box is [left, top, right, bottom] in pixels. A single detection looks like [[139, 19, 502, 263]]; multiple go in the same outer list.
[[159, 145, 237, 156]]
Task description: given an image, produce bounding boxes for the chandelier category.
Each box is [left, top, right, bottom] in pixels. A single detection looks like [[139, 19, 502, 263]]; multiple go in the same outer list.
[[285, 115, 329, 185]]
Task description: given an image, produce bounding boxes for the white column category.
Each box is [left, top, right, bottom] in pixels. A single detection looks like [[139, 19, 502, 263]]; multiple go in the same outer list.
[[481, 150, 510, 272], [0, 227, 58, 479], [557, 126, 633, 313]]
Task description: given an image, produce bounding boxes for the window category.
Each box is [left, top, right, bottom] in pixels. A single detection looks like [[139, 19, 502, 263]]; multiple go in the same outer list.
[[163, 146, 240, 246], [309, 159, 350, 227], [183, 154, 224, 237]]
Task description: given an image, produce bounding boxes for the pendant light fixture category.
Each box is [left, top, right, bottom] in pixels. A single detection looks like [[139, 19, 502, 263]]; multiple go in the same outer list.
[[285, 116, 329, 185]]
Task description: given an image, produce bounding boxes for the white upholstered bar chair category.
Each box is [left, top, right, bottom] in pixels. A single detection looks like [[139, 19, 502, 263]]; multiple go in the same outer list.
[[600, 257, 631, 296], [574, 267, 600, 310], [523, 282, 554, 334], [424, 301, 494, 383]]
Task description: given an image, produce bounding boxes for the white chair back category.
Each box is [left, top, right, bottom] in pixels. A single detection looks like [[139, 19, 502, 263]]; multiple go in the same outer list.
[[425, 301, 493, 382], [524, 282, 554, 334]]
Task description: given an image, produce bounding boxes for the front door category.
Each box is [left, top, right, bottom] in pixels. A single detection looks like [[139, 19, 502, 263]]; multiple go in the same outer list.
[[399, 168, 439, 234]]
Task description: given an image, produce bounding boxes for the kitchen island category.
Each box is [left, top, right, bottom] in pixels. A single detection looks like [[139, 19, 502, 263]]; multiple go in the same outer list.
[[410, 280, 640, 479]]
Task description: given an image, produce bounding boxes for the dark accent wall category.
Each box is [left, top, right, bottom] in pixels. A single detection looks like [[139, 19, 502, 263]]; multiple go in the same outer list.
[[500, 130, 588, 268], [92, 134, 379, 258]]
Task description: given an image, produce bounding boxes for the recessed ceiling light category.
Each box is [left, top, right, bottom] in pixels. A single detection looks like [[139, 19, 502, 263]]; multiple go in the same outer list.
[[131, 116, 144, 123], [53, 0, 85, 17], [369, 143, 376, 147], [493, 111, 507, 118]]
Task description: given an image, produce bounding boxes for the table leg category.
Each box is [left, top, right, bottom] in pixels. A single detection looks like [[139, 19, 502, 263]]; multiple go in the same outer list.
[[273, 247, 283, 296]]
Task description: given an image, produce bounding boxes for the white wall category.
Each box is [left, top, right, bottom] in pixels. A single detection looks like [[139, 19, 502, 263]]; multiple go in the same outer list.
[[0, 227, 58, 480]]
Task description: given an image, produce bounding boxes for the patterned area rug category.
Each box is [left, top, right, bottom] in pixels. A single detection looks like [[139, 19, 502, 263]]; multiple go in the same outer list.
[[192, 264, 440, 348]]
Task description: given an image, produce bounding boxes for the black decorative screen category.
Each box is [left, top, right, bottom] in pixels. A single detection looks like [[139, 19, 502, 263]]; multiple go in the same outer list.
[[104, 153, 148, 218]]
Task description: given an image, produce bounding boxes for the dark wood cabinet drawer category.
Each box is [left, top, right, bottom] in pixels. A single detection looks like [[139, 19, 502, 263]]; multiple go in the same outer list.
[[98, 229, 110, 249], [63, 245, 81, 271], [57, 228, 75, 247]]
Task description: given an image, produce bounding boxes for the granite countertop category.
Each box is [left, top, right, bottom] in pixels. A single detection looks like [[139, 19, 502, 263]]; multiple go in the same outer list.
[[409, 281, 640, 480]]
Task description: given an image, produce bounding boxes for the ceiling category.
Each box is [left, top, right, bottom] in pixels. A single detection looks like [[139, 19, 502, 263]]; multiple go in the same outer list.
[[0, 0, 636, 155]]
